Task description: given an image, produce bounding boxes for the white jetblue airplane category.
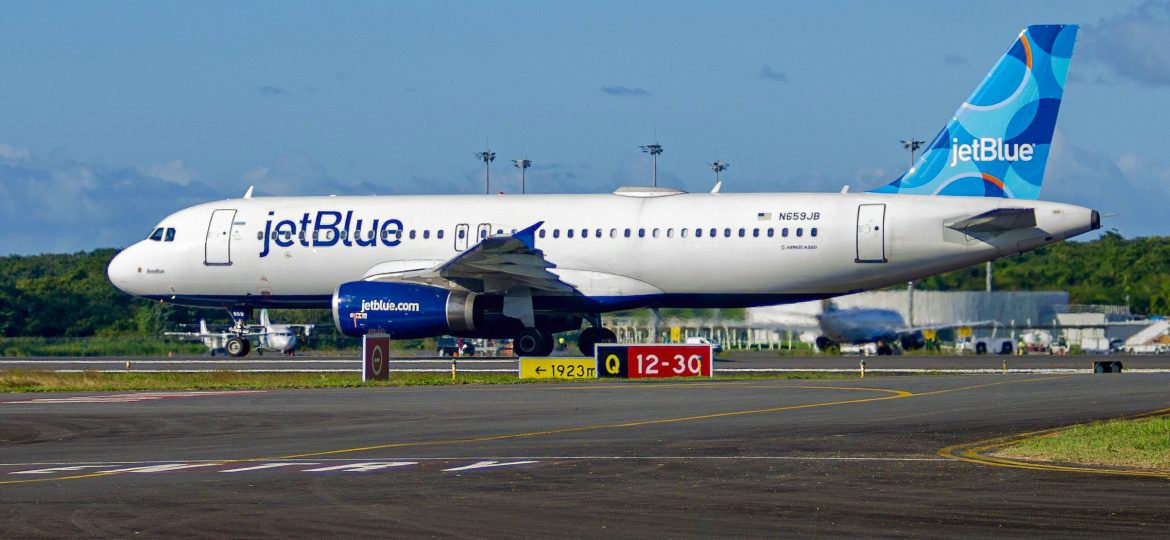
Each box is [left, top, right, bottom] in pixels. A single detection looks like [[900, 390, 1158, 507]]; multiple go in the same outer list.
[[108, 25, 1097, 357]]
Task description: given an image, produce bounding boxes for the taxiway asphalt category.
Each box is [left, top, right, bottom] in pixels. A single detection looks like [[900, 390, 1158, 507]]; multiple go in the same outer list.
[[2, 373, 1169, 537]]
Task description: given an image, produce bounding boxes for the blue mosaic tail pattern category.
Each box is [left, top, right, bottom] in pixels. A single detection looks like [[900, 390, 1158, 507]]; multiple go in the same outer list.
[[870, 25, 1078, 199]]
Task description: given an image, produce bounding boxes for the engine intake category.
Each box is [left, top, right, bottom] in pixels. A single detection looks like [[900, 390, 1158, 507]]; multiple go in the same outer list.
[[332, 281, 478, 338]]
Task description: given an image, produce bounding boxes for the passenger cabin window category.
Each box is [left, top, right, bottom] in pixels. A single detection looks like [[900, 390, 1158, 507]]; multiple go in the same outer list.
[[752, 228, 759, 238], [696, 228, 703, 238], [723, 228, 731, 238], [553, 229, 560, 238], [409, 230, 417, 239], [652, 228, 659, 238], [782, 228, 789, 237], [436, 230, 444, 239], [611, 229, 618, 238], [738, 228, 746, 237], [638, 228, 646, 238], [680, 228, 688, 238], [667, 228, 674, 238], [566, 229, 574, 238], [796, 228, 803, 237], [709, 228, 717, 237], [148, 228, 164, 241], [458, 229, 466, 239], [811, 228, 818, 237], [539, 230, 546, 238], [165, 228, 175, 242], [596, 229, 602, 238], [423, 230, 431, 239], [624, 228, 631, 238]]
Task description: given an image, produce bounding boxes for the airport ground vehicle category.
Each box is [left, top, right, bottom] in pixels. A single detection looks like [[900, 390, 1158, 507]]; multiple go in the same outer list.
[[685, 336, 723, 353]]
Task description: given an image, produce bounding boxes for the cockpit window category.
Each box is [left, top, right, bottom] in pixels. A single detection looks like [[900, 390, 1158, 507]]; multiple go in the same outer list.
[[165, 228, 176, 242], [148, 228, 164, 241]]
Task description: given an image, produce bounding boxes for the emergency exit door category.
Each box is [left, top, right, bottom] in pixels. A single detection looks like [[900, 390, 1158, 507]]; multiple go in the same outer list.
[[205, 209, 236, 265], [855, 204, 887, 263]]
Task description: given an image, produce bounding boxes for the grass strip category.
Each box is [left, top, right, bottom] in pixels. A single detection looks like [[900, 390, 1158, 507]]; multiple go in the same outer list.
[[0, 369, 864, 393], [997, 415, 1170, 471]]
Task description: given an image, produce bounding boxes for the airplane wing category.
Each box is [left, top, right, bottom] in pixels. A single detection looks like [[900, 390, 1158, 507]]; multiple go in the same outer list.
[[366, 222, 577, 294]]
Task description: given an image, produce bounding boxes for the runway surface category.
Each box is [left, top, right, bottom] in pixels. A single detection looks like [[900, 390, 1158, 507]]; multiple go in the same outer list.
[[3, 351, 1168, 373], [3, 374, 1170, 537]]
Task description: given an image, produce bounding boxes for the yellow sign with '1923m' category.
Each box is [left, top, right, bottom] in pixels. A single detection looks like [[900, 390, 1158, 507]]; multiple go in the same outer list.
[[519, 358, 597, 379]]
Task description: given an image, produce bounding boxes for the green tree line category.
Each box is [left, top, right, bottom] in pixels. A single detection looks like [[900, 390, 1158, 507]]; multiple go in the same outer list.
[[1, 232, 1167, 338]]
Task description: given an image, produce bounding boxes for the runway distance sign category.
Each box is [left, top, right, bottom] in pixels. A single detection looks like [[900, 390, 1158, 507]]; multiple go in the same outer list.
[[595, 344, 714, 379], [362, 333, 390, 381], [519, 358, 597, 379]]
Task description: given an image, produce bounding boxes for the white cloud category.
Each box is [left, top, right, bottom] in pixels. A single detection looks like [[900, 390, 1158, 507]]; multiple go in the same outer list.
[[1085, 1, 1170, 87], [1047, 130, 1169, 236], [140, 159, 200, 186]]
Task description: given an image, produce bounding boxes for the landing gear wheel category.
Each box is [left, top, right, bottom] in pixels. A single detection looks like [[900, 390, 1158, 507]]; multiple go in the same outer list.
[[513, 328, 549, 357], [536, 333, 556, 357], [876, 343, 894, 356], [577, 327, 618, 356], [815, 336, 836, 353], [975, 342, 988, 355], [225, 336, 251, 357]]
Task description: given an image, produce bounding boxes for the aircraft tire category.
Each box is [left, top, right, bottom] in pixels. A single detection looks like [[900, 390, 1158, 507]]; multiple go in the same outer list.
[[815, 336, 834, 352], [226, 337, 251, 357], [577, 327, 617, 357], [975, 342, 988, 355], [513, 328, 548, 357], [877, 343, 894, 356], [536, 332, 556, 357]]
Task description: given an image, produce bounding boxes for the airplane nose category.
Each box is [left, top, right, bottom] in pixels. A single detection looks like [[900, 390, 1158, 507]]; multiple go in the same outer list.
[[107, 249, 135, 293]]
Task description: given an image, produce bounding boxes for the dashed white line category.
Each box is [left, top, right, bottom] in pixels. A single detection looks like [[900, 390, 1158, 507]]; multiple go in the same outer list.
[[441, 460, 538, 472], [303, 462, 418, 472], [219, 462, 317, 473]]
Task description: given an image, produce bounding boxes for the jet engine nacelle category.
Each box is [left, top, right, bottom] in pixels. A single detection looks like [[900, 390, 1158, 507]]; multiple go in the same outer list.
[[332, 281, 479, 338]]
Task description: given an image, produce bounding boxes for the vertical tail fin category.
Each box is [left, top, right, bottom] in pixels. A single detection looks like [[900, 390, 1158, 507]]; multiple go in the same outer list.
[[260, 309, 271, 328], [869, 25, 1078, 199], [200, 319, 209, 334]]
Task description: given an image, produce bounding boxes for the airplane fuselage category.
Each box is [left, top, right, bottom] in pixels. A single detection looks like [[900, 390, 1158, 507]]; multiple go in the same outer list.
[[108, 190, 1098, 320]]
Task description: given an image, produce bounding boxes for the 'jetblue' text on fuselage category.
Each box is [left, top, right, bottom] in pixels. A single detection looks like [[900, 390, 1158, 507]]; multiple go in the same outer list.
[[260, 211, 404, 257]]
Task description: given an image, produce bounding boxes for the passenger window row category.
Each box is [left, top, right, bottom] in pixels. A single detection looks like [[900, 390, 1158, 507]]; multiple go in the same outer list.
[[536, 227, 818, 239]]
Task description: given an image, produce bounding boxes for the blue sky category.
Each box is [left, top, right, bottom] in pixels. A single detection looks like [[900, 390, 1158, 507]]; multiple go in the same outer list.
[[2, 0, 1169, 254]]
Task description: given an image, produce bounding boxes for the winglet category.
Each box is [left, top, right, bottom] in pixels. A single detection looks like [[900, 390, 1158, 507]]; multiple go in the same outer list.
[[243, 186, 254, 199], [514, 221, 544, 249]]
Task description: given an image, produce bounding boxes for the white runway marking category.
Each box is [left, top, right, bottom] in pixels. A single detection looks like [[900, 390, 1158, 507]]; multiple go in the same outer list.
[[442, 460, 539, 472], [105, 463, 220, 473], [303, 462, 418, 472], [10, 465, 112, 475], [219, 462, 316, 473]]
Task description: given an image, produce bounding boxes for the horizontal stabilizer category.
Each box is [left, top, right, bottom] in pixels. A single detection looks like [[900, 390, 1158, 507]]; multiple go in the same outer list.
[[947, 208, 1036, 233]]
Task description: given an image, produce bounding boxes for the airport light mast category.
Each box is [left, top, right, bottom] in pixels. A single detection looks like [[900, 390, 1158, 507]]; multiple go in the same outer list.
[[475, 150, 496, 194], [901, 138, 925, 168], [512, 158, 531, 194], [640, 143, 663, 187], [708, 160, 729, 182]]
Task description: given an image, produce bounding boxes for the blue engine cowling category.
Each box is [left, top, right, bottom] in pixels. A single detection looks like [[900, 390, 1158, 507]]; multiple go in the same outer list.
[[332, 281, 478, 338]]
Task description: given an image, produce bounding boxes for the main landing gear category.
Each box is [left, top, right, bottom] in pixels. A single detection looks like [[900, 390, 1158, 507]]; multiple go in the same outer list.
[[513, 327, 555, 357], [577, 326, 616, 357]]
